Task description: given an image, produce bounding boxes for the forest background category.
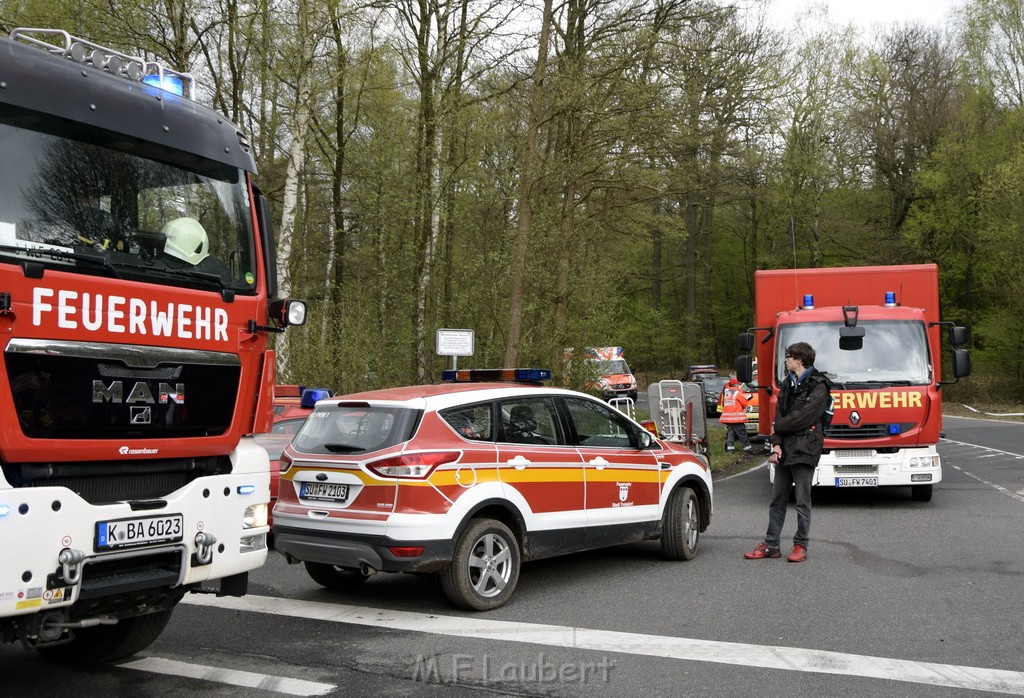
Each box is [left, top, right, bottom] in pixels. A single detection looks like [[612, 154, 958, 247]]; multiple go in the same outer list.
[[2, 0, 1022, 404]]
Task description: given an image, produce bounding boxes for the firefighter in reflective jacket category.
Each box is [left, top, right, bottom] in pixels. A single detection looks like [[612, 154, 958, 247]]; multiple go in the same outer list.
[[720, 378, 753, 452]]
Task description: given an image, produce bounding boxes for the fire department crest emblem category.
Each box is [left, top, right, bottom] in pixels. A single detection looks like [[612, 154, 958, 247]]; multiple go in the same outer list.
[[618, 483, 631, 502]]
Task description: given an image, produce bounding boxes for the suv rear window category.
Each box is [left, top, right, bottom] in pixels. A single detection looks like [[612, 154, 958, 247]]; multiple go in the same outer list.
[[291, 404, 421, 455]]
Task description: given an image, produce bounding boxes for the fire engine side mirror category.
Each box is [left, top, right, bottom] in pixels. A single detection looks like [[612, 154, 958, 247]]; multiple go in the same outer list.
[[735, 355, 754, 384], [736, 332, 754, 352], [253, 187, 278, 299], [952, 348, 971, 379], [949, 326, 969, 346]]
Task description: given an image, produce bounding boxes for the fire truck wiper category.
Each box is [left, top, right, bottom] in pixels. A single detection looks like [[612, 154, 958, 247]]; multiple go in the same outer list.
[[842, 380, 914, 387], [152, 266, 227, 290], [0, 242, 123, 279]]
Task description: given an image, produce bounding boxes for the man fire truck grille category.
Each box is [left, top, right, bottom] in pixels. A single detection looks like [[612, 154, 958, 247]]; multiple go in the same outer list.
[[2, 456, 232, 504], [5, 340, 240, 439]]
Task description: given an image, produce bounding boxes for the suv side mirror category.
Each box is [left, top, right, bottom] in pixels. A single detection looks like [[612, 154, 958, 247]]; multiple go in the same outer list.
[[636, 430, 653, 449]]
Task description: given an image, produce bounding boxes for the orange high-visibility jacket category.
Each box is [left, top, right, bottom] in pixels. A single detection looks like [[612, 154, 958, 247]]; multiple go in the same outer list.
[[719, 385, 750, 424]]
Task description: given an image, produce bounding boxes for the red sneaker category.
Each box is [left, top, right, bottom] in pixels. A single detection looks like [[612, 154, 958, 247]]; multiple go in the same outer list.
[[743, 541, 781, 559], [787, 544, 807, 562]]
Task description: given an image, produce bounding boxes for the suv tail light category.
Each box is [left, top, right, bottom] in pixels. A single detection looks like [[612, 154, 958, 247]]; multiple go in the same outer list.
[[280, 451, 293, 473], [367, 451, 460, 479]]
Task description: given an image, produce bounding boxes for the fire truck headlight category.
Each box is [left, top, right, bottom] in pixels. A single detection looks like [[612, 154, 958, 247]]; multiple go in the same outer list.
[[243, 504, 268, 529], [908, 455, 939, 468]]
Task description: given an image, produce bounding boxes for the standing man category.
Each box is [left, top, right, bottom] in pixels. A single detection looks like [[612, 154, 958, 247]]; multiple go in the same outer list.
[[719, 378, 753, 453], [744, 341, 830, 563]]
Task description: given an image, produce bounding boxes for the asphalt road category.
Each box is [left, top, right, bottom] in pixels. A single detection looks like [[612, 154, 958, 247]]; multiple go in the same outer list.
[[3, 415, 1023, 696]]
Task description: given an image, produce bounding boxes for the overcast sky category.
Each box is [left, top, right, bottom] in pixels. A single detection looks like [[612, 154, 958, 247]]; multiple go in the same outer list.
[[764, 0, 962, 31]]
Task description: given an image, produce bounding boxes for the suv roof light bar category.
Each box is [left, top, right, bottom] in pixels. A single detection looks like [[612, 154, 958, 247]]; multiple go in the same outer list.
[[442, 368, 551, 384]]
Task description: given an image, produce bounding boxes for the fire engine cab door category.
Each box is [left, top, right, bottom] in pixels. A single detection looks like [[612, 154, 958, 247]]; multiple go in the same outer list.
[[562, 397, 661, 546], [495, 397, 585, 553]]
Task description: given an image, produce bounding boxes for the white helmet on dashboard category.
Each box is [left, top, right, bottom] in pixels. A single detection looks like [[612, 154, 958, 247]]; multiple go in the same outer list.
[[162, 217, 209, 265]]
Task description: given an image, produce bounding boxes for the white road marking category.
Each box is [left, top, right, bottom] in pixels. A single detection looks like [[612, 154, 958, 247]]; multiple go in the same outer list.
[[957, 406, 1024, 418], [120, 656, 335, 696], [942, 439, 1024, 504], [717, 460, 767, 480], [183, 594, 1024, 694]]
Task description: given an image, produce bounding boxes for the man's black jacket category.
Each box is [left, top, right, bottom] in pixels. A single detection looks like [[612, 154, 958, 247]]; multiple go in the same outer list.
[[769, 368, 830, 467]]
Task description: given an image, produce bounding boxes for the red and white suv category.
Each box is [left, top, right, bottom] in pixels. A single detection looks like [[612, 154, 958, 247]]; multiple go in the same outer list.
[[273, 369, 713, 610]]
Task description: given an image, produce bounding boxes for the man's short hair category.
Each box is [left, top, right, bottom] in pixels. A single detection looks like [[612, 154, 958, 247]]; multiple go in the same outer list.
[[786, 342, 815, 367]]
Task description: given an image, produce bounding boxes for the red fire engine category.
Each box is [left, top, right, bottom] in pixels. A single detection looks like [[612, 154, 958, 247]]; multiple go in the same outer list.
[[0, 29, 305, 662], [737, 264, 969, 501]]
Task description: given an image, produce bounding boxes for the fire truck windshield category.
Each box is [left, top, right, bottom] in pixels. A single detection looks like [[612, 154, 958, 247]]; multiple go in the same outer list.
[[0, 108, 256, 294], [776, 320, 931, 387]]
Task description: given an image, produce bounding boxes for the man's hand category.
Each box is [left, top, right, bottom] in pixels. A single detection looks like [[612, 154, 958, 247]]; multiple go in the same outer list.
[[768, 445, 782, 464]]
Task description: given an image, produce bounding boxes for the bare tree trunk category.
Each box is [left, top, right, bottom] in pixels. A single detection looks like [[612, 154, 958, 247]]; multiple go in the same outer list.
[[276, 0, 315, 377], [550, 180, 577, 369], [699, 203, 714, 339], [412, 75, 440, 382], [504, 0, 552, 366], [321, 24, 352, 346], [651, 213, 662, 310], [682, 200, 700, 319]]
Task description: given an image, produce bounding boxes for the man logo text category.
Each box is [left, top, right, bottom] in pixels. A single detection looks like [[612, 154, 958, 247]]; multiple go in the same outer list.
[[93, 381, 185, 405]]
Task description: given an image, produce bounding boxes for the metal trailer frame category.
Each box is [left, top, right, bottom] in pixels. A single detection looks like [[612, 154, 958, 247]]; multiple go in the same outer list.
[[646, 381, 705, 446]]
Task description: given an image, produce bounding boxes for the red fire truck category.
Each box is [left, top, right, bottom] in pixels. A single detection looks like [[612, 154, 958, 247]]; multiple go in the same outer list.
[[737, 264, 969, 501], [0, 29, 305, 662]]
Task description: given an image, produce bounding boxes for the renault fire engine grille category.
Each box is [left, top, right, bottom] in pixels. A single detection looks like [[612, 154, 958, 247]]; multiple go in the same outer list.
[[825, 423, 917, 440], [2, 456, 231, 504]]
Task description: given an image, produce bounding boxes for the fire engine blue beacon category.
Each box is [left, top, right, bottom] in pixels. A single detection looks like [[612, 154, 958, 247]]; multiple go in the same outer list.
[[885, 291, 897, 307], [300, 388, 332, 408], [236, 485, 256, 495], [0, 503, 10, 519], [803, 294, 815, 309], [889, 424, 902, 435], [143, 73, 185, 96]]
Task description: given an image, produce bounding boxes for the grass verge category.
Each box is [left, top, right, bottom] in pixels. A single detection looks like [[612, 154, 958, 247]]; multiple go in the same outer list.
[[706, 425, 766, 480]]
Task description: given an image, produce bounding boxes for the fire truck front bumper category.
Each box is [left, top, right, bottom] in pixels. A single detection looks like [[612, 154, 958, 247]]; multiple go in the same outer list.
[[813, 446, 943, 488]]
